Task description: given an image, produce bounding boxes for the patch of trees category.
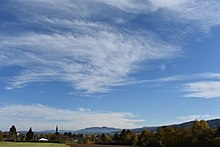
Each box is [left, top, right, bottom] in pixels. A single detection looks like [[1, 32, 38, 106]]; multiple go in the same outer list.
[[98, 120, 220, 147]]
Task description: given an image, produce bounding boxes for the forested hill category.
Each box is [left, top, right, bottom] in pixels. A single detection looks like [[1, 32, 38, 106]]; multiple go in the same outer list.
[[73, 126, 121, 134], [132, 119, 220, 133]]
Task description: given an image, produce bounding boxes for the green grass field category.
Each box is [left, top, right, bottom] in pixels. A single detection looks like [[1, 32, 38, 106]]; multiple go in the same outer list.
[[0, 142, 69, 147]]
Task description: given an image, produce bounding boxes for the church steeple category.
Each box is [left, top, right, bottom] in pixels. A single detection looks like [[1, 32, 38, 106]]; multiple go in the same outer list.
[[55, 125, 59, 135]]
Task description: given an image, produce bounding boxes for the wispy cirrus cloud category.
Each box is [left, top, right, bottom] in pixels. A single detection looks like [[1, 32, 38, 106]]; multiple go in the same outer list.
[[0, 27, 179, 93], [95, 0, 187, 13], [1, 0, 220, 95], [165, 0, 220, 32], [0, 0, 180, 94], [95, 0, 151, 13], [97, 0, 220, 31], [0, 104, 145, 131]]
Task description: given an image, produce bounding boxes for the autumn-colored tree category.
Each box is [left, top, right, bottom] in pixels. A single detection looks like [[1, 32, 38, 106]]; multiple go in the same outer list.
[[138, 130, 154, 146], [191, 120, 213, 147], [174, 128, 192, 147], [157, 127, 176, 147]]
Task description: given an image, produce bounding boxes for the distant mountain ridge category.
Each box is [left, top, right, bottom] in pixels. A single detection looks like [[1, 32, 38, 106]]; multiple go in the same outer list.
[[73, 126, 121, 134], [21, 119, 220, 134]]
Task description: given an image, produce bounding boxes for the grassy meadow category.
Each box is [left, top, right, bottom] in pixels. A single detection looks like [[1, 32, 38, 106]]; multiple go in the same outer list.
[[0, 142, 69, 147]]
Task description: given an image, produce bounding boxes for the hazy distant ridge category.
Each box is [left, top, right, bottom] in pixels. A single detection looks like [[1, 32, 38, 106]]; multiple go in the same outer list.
[[24, 119, 220, 134]]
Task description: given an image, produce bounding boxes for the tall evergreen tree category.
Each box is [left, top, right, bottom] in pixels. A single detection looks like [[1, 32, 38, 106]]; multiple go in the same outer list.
[[9, 125, 17, 141], [26, 127, 34, 140]]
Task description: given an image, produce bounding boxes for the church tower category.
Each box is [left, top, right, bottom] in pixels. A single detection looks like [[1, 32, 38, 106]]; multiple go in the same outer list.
[[55, 125, 59, 135]]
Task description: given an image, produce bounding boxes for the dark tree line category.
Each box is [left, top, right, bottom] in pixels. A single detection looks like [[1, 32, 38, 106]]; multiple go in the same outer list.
[[1, 125, 35, 142]]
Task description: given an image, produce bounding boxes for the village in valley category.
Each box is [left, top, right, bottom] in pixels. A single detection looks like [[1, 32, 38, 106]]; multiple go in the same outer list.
[[1, 120, 220, 147]]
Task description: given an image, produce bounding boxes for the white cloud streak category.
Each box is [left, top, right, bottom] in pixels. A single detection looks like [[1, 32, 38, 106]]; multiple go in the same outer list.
[[135, 72, 220, 99], [120, 72, 220, 99], [142, 72, 220, 99], [196, 72, 220, 79], [0, 104, 145, 131], [183, 81, 220, 99]]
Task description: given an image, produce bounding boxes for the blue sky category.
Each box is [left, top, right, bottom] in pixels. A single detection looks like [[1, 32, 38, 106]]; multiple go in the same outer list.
[[1, 0, 220, 131]]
